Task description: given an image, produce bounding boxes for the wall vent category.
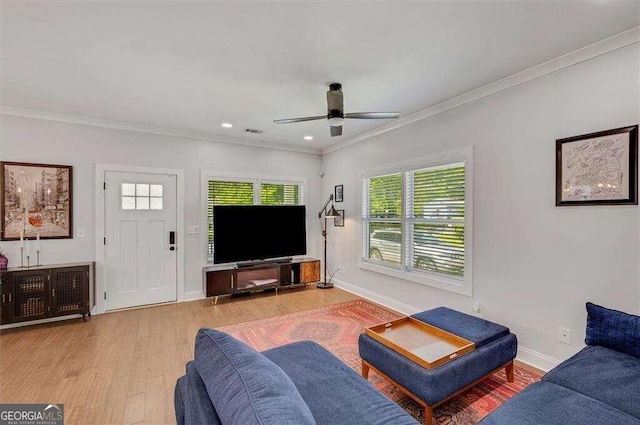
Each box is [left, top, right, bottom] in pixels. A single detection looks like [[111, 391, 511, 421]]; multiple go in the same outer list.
[[244, 128, 264, 134]]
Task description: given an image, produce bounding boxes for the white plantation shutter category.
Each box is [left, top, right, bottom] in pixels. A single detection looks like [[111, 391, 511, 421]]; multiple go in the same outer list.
[[207, 180, 255, 257], [261, 183, 301, 205], [407, 163, 465, 278], [362, 173, 402, 266]]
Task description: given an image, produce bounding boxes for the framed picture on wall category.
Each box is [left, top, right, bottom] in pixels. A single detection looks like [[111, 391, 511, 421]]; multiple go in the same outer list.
[[1, 162, 73, 240], [556, 125, 638, 206], [334, 184, 344, 202], [334, 210, 344, 227]]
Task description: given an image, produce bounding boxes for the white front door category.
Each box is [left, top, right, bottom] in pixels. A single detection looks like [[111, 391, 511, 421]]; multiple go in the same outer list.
[[104, 171, 177, 310]]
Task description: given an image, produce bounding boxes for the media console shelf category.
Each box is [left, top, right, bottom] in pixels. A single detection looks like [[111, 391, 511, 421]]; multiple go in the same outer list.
[[204, 257, 320, 304]]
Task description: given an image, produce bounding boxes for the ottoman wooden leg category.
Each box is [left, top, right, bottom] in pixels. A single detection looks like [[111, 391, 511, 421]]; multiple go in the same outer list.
[[361, 361, 370, 379], [505, 361, 515, 383], [424, 405, 433, 425]]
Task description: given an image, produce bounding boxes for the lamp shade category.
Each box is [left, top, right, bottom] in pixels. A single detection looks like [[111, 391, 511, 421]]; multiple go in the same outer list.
[[324, 206, 341, 219]]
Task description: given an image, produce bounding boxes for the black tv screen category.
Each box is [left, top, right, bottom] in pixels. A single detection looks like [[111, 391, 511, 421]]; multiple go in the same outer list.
[[213, 205, 307, 264]]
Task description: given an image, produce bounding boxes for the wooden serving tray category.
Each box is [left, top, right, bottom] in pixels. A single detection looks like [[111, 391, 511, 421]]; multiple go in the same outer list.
[[365, 317, 475, 369]]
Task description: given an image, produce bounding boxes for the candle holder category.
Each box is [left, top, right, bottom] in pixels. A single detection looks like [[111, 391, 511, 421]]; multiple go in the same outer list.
[[20, 246, 25, 268], [36, 250, 41, 267], [26, 255, 31, 269]]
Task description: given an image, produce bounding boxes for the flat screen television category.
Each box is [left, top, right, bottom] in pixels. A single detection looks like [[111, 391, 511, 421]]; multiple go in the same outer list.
[[213, 205, 307, 264]]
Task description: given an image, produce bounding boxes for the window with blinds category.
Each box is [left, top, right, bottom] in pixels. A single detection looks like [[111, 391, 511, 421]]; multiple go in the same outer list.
[[362, 157, 468, 283], [207, 179, 304, 260], [407, 163, 465, 278]]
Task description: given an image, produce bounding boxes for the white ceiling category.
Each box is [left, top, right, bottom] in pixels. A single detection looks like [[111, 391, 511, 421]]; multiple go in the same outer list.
[[2, 2, 639, 152]]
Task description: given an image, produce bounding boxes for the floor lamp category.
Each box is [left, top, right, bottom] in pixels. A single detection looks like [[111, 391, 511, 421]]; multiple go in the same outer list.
[[317, 194, 342, 289]]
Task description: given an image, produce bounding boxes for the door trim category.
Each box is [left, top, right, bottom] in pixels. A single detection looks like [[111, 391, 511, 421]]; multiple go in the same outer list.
[[95, 164, 185, 314]]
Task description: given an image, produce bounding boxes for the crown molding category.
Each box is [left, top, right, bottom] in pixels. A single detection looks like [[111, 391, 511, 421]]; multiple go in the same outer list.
[[2, 26, 637, 157], [0, 106, 322, 155], [322, 26, 640, 155]]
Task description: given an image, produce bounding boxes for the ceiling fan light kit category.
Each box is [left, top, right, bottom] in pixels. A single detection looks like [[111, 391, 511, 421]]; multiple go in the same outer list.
[[274, 83, 400, 137]]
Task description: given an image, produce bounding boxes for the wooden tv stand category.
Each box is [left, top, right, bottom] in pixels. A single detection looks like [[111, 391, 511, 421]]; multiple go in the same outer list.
[[204, 257, 320, 304]]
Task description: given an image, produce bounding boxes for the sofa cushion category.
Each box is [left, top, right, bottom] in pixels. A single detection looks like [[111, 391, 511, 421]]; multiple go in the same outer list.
[[543, 345, 640, 419], [585, 302, 640, 358], [412, 307, 510, 348], [194, 328, 316, 425], [263, 340, 417, 425], [479, 381, 640, 425], [175, 362, 222, 425]]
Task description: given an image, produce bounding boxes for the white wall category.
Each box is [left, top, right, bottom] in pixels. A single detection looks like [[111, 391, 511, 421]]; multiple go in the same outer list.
[[0, 116, 322, 298], [321, 43, 640, 369]]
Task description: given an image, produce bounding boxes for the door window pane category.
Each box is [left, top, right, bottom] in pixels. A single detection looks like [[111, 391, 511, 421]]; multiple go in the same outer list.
[[121, 182, 163, 211], [136, 197, 150, 210], [122, 197, 136, 210], [150, 197, 163, 210]]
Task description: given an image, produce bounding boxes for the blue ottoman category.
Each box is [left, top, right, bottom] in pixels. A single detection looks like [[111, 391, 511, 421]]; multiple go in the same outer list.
[[359, 307, 518, 425]]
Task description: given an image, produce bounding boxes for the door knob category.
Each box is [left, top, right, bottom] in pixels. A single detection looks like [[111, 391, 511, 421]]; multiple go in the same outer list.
[[170, 246, 175, 251]]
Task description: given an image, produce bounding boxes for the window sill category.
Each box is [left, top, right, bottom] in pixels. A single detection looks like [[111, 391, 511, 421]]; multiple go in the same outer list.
[[358, 260, 472, 296]]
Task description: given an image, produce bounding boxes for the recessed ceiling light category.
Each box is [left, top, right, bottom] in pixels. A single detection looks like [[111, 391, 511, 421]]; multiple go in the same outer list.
[[221, 122, 233, 128], [304, 136, 313, 141]]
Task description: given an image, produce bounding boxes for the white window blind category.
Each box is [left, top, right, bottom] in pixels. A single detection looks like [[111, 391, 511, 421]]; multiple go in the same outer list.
[[362, 173, 402, 266], [207, 180, 255, 257], [261, 183, 300, 205], [407, 162, 465, 278]]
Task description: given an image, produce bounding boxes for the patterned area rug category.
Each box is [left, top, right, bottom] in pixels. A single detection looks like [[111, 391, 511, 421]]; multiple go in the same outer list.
[[219, 299, 540, 424]]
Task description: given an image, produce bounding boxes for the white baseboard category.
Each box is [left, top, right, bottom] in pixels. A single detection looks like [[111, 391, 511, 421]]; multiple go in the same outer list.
[[516, 346, 561, 373], [184, 290, 206, 301], [332, 278, 422, 315], [333, 277, 561, 373]]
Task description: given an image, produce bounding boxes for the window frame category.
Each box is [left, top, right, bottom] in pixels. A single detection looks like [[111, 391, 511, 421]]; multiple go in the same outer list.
[[359, 147, 473, 296], [200, 171, 307, 265]]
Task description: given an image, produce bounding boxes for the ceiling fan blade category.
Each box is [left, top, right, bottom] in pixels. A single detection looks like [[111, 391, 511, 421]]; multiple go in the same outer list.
[[273, 115, 326, 124], [330, 125, 343, 137], [344, 112, 400, 120]]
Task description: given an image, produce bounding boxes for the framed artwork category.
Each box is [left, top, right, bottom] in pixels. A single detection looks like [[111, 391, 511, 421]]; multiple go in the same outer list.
[[556, 125, 638, 206], [1, 162, 73, 240], [334, 209, 344, 227], [334, 184, 344, 202]]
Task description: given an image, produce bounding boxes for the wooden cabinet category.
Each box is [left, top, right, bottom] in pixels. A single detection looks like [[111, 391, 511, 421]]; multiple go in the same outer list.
[[0, 263, 92, 326], [1, 274, 13, 324], [206, 269, 235, 297], [9, 269, 50, 323], [51, 266, 89, 317], [204, 258, 320, 301], [300, 261, 320, 284]]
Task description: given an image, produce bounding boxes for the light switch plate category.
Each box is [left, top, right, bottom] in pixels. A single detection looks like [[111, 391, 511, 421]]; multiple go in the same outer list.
[[77, 228, 86, 238], [187, 226, 200, 235]]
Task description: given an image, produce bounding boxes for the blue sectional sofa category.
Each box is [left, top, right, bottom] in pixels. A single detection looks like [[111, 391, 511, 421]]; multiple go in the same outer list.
[[480, 303, 640, 425], [175, 328, 418, 425]]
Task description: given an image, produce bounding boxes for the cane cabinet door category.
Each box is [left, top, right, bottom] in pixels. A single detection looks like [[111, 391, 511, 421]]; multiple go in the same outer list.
[[51, 266, 89, 317]]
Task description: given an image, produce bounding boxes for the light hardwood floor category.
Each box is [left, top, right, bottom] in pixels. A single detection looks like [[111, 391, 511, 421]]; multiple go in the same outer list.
[[0, 285, 359, 425]]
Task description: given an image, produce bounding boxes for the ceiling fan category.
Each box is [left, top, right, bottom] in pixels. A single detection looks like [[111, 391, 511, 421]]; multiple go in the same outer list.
[[274, 83, 400, 137]]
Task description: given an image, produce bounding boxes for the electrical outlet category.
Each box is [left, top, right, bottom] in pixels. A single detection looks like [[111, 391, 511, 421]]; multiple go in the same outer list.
[[337, 265, 345, 274], [558, 327, 572, 344], [472, 301, 481, 314], [187, 226, 200, 235], [77, 228, 86, 238]]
